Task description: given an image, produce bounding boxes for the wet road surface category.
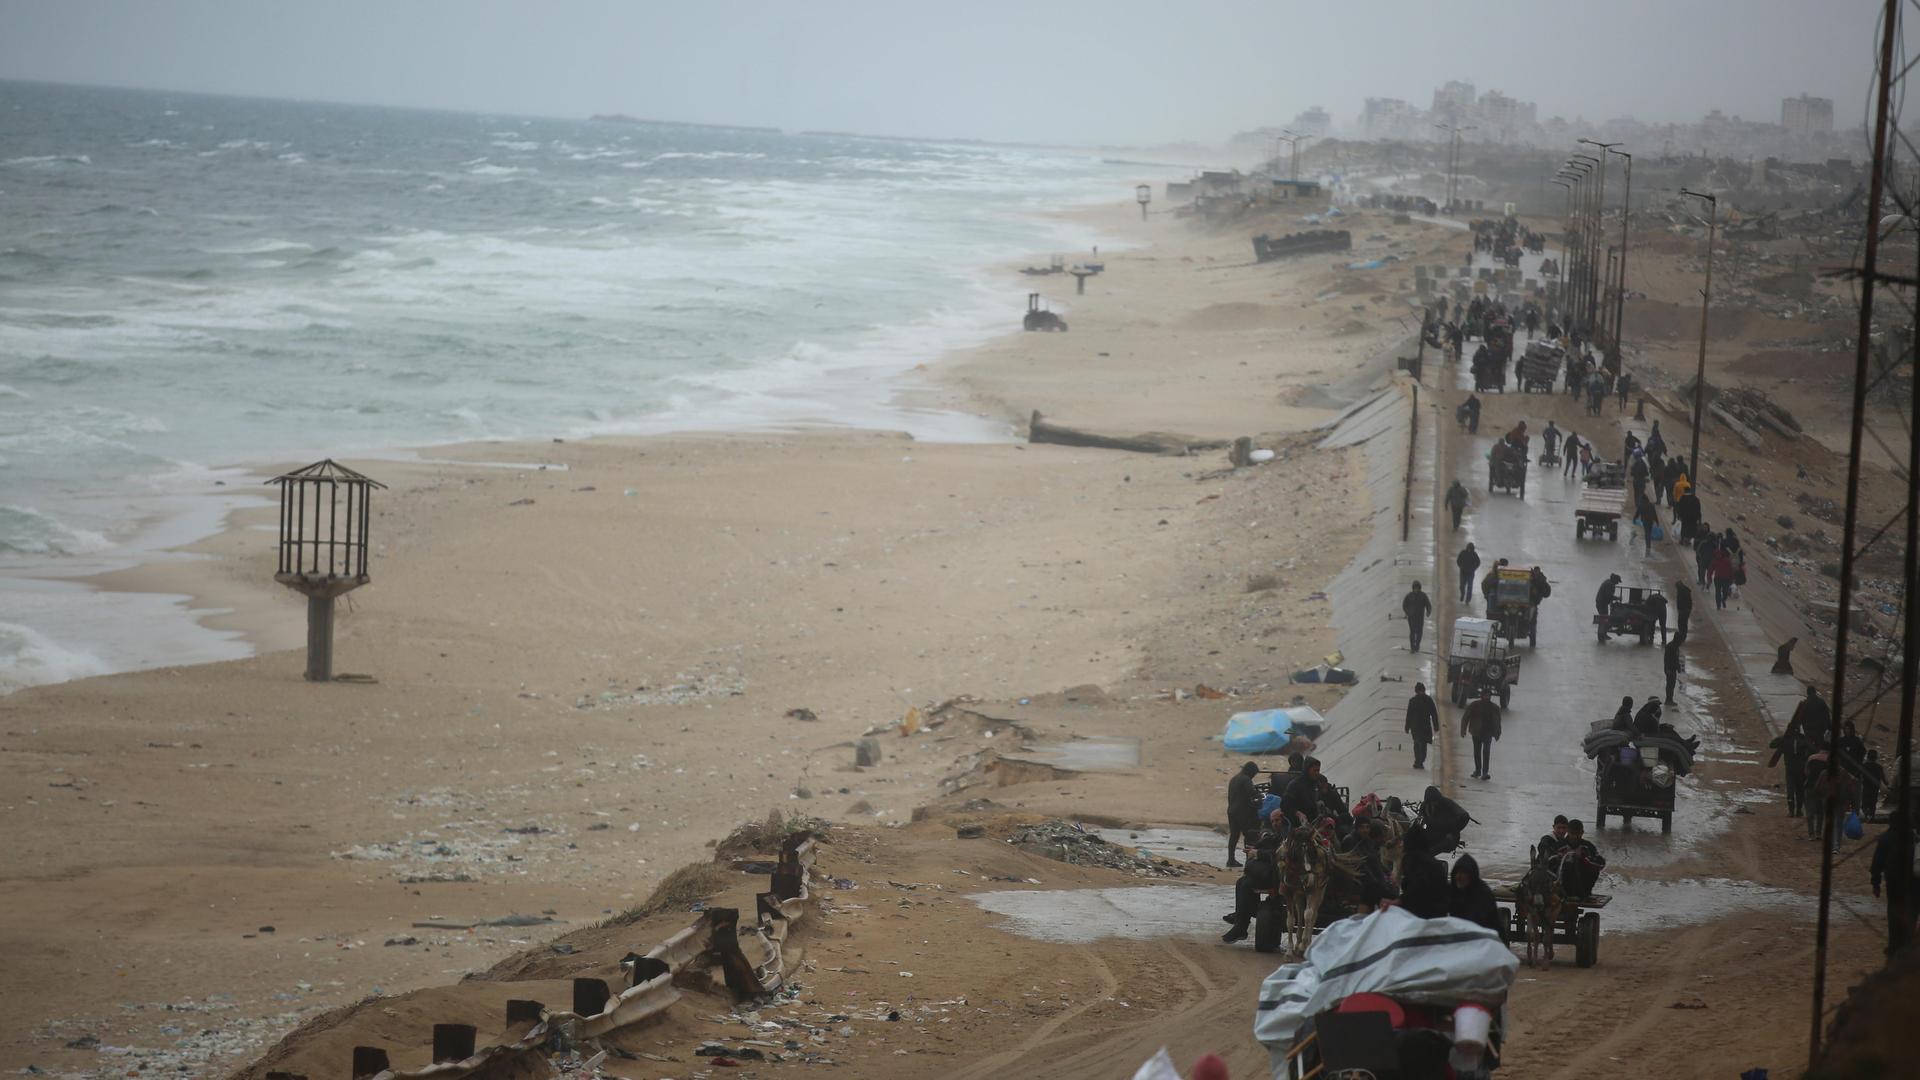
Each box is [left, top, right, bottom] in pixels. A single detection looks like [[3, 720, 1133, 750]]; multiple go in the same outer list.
[[1440, 316, 1746, 880]]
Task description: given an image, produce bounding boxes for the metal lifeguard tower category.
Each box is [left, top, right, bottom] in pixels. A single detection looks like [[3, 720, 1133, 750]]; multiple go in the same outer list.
[[267, 459, 385, 681]]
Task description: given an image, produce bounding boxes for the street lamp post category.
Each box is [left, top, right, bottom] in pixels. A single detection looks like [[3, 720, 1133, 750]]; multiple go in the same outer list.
[[1563, 160, 1593, 332], [1679, 189, 1717, 485], [1570, 152, 1604, 334], [1606, 148, 1633, 370], [1550, 179, 1573, 309]]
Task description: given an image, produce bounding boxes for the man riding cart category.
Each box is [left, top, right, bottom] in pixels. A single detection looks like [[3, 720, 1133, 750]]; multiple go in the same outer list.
[[1488, 434, 1527, 498], [1583, 711, 1700, 832], [1593, 574, 1666, 645], [1446, 616, 1519, 708]]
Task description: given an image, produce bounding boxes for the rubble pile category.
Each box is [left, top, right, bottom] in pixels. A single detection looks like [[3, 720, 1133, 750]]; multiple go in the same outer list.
[[1007, 820, 1192, 878]]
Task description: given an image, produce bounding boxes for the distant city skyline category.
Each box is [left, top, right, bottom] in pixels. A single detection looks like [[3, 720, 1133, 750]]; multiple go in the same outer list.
[[0, 0, 1890, 147]]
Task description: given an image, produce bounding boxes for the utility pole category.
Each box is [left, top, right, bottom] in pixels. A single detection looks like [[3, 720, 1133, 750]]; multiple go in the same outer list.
[[1436, 123, 1475, 212], [1678, 189, 1716, 486], [1811, 0, 1903, 1068], [1607, 147, 1633, 368], [1281, 129, 1308, 183]]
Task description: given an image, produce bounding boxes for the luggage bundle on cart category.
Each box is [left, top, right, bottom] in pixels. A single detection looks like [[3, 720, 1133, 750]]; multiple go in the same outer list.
[[1517, 341, 1563, 393]]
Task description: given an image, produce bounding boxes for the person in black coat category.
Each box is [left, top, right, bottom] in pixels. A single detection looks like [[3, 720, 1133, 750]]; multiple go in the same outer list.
[[1400, 849, 1450, 919], [1673, 579, 1694, 642], [1280, 759, 1324, 825], [1611, 696, 1636, 732], [1402, 581, 1433, 653], [1456, 542, 1481, 602], [1406, 683, 1439, 769], [1448, 854, 1504, 939], [1664, 638, 1684, 705], [1557, 819, 1607, 897], [1226, 761, 1260, 867]]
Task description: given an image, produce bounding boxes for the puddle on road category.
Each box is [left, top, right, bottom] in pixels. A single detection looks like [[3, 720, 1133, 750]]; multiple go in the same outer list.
[[1006, 736, 1140, 771], [1088, 826, 1230, 869], [971, 885, 1234, 944], [1596, 876, 1823, 935]]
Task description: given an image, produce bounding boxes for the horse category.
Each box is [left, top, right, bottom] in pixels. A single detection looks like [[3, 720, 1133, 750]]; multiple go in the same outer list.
[[1515, 846, 1564, 969]]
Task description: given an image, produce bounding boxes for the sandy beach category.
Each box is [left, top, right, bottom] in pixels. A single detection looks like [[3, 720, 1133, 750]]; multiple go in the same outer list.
[[0, 196, 1452, 1075]]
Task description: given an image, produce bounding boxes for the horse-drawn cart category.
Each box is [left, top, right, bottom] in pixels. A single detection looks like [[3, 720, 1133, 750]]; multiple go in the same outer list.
[[1489, 885, 1607, 968]]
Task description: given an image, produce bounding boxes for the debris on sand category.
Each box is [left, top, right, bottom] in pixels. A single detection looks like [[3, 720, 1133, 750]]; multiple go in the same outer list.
[[1007, 820, 1192, 878]]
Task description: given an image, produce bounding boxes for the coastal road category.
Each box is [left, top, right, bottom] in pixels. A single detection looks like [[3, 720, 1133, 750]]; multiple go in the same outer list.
[[1437, 337, 1748, 881]]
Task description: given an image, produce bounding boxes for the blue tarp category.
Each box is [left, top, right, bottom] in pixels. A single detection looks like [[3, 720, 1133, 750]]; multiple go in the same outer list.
[[1222, 706, 1328, 753]]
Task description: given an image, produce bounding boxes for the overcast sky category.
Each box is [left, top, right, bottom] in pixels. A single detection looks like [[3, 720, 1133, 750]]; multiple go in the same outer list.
[[0, 0, 1891, 144]]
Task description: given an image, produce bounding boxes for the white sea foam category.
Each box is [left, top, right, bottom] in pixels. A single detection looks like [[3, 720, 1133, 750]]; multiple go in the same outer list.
[[468, 163, 528, 176], [205, 238, 313, 255], [0, 619, 111, 692], [0, 504, 113, 557], [3, 154, 90, 166]]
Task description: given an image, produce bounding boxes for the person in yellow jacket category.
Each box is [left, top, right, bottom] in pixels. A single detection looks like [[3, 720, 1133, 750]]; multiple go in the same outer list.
[[1671, 471, 1691, 503]]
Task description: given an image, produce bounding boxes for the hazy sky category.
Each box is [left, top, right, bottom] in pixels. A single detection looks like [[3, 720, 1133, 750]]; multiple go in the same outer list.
[[0, 0, 1889, 144]]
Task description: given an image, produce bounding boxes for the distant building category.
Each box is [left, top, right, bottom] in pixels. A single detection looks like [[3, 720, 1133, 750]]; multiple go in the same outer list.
[[1431, 80, 1476, 127], [1477, 89, 1536, 142], [1363, 97, 1421, 141], [1292, 106, 1333, 138], [1781, 93, 1835, 134]]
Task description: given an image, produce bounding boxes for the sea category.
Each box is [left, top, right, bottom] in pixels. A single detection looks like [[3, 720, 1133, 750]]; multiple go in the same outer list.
[[0, 80, 1163, 693]]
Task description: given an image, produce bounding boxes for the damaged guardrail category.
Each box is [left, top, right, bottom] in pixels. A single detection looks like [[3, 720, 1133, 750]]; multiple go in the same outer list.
[[259, 832, 817, 1080]]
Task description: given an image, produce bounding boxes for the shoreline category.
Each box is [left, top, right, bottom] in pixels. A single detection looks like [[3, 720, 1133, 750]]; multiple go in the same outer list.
[[0, 194, 1153, 697]]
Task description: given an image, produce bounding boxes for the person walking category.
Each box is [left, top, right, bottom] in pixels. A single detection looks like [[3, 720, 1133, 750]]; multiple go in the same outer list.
[[1445, 480, 1470, 531], [1674, 485, 1701, 543], [1541, 421, 1561, 463], [1562, 432, 1582, 477], [1695, 526, 1720, 586], [1456, 542, 1481, 602], [1617, 370, 1632, 410], [1406, 683, 1439, 770], [1871, 810, 1920, 950], [1225, 761, 1260, 867], [1664, 637, 1683, 705], [1402, 581, 1433, 652], [1787, 685, 1834, 750], [1710, 545, 1736, 609], [1634, 490, 1660, 556], [1461, 687, 1502, 780], [1673, 579, 1694, 642]]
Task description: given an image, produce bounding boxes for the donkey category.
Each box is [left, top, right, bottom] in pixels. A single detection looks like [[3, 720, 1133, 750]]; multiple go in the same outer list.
[[1278, 819, 1335, 956], [1515, 845, 1564, 969]]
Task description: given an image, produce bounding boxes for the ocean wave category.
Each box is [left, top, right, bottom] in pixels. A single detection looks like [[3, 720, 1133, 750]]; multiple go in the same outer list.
[[469, 163, 531, 176], [491, 139, 539, 152], [0, 620, 110, 694], [205, 238, 314, 256], [0, 504, 112, 557], [3, 154, 91, 167]]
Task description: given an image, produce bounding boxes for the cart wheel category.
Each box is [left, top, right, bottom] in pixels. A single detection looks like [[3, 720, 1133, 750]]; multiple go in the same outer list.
[[1519, 475, 1526, 498], [1576, 519, 1585, 539], [1575, 912, 1600, 968], [1529, 627, 1538, 648], [1662, 813, 1673, 835], [1253, 896, 1284, 954], [1608, 523, 1619, 541]]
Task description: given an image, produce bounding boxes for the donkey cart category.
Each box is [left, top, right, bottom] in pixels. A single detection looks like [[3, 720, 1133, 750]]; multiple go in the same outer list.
[[1489, 885, 1608, 968]]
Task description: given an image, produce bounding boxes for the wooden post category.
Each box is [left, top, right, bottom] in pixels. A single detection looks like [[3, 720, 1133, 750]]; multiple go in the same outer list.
[[305, 594, 334, 682]]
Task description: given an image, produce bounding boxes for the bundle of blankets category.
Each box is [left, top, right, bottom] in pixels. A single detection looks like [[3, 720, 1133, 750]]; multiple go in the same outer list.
[[1582, 721, 1701, 778]]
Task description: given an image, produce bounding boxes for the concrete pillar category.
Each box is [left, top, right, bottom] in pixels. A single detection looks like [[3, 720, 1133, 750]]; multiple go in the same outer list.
[[305, 594, 334, 682]]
